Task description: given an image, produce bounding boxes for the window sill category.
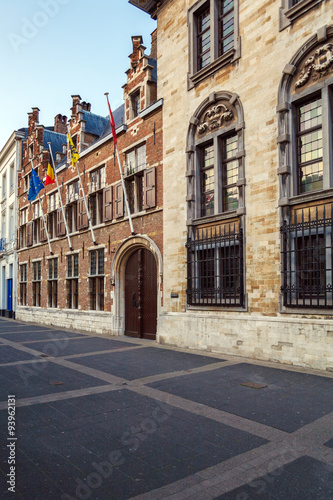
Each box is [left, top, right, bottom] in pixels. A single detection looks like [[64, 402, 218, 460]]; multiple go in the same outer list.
[[288, 188, 333, 206], [280, 0, 323, 31], [188, 48, 238, 90], [192, 210, 239, 226]]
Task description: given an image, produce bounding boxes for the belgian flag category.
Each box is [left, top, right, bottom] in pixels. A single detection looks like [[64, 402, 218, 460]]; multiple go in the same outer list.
[[45, 162, 55, 186]]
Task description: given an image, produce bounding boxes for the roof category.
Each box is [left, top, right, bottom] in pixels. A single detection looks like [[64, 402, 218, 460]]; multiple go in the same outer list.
[[81, 111, 109, 136], [99, 104, 125, 140], [44, 129, 66, 155]]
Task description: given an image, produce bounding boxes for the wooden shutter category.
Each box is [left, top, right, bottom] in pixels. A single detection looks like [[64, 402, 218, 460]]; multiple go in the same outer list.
[[26, 222, 33, 247], [77, 199, 88, 230], [144, 167, 156, 209], [57, 209, 66, 237], [40, 217, 47, 242], [103, 186, 113, 222], [115, 183, 124, 218]]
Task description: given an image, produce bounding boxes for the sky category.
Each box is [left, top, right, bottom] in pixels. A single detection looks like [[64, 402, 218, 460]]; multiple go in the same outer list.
[[0, 0, 156, 150]]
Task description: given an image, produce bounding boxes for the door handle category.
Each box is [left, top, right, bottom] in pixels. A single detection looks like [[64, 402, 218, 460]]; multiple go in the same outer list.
[[132, 292, 138, 308]]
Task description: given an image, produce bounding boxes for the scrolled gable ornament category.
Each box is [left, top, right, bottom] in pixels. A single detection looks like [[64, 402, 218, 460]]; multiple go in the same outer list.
[[197, 104, 234, 135], [295, 43, 333, 89]]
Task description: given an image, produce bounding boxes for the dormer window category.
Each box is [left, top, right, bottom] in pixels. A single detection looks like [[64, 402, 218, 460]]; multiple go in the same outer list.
[[131, 91, 141, 118]]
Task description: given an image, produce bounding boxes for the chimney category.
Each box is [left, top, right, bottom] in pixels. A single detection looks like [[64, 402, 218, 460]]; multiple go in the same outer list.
[[54, 114, 67, 134], [28, 107, 40, 135], [71, 94, 82, 116], [81, 101, 91, 112], [150, 29, 157, 60], [131, 36, 144, 66]]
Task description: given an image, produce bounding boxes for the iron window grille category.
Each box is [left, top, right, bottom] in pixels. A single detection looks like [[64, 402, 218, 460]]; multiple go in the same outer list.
[[186, 222, 244, 306], [281, 204, 333, 308]]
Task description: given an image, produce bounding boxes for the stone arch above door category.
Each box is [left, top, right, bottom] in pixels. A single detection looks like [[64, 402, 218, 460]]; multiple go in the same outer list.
[[110, 235, 162, 337]]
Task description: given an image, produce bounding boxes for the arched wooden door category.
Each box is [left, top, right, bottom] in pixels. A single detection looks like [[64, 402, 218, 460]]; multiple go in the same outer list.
[[125, 249, 157, 340]]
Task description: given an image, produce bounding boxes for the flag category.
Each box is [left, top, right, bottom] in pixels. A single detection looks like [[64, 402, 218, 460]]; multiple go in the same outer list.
[[68, 132, 79, 171], [28, 169, 44, 201], [45, 162, 55, 186], [106, 94, 117, 146]]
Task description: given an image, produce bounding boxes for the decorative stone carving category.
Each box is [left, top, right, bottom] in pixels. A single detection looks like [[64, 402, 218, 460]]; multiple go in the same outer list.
[[197, 104, 233, 135], [295, 43, 333, 88]]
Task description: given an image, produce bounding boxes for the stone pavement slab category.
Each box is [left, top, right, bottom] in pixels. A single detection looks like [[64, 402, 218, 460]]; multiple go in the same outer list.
[[67, 346, 222, 380], [148, 362, 333, 432], [0, 318, 332, 499], [214, 455, 333, 500]]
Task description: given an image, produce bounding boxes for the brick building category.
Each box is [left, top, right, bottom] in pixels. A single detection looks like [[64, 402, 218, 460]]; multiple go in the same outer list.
[[16, 32, 163, 339], [130, 0, 333, 370]]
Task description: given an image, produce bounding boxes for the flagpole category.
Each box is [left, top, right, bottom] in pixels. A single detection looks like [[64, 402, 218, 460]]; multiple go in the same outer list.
[[47, 143, 73, 251], [30, 160, 53, 255], [67, 126, 97, 245], [105, 93, 134, 235]]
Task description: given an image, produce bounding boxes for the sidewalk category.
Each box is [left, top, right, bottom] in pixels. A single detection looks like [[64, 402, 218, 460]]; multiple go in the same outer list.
[[0, 317, 332, 499]]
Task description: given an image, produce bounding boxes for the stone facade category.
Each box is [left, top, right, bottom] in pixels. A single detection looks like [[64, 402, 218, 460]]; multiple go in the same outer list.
[[0, 130, 26, 318], [131, 0, 333, 371]]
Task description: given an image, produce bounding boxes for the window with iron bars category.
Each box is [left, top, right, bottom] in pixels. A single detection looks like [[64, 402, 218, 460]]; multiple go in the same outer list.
[[32, 261, 41, 307], [186, 223, 244, 306], [89, 249, 104, 311], [66, 254, 79, 309], [47, 258, 58, 308], [281, 203, 333, 308]]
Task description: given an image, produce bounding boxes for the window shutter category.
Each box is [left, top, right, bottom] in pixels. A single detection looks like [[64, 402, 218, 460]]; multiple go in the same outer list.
[[144, 167, 156, 209], [57, 209, 66, 236], [115, 183, 124, 218], [103, 186, 113, 222], [77, 199, 88, 230], [26, 222, 33, 247], [40, 218, 47, 242], [16, 229, 20, 250]]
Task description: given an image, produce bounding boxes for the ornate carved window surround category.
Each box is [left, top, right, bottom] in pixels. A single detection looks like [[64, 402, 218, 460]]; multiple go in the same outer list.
[[186, 90, 246, 225], [277, 25, 333, 208], [279, 0, 324, 31], [187, 0, 240, 89], [277, 25, 333, 311]]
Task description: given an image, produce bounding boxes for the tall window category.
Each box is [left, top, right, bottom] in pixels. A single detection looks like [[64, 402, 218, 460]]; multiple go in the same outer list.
[[131, 91, 141, 118], [89, 249, 104, 311], [67, 254, 79, 309], [189, 0, 240, 87], [223, 133, 238, 211], [19, 264, 27, 306], [125, 144, 146, 176], [9, 164, 14, 194], [89, 166, 105, 193], [296, 97, 323, 194], [200, 143, 214, 216], [218, 0, 234, 56], [278, 35, 333, 310], [32, 261, 41, 307], [197, 6, 211, 70], [67, 180, 79, 233], [47, 258, 58, 308], [279, 0, 324, 31], [2, 172, 6, 200]]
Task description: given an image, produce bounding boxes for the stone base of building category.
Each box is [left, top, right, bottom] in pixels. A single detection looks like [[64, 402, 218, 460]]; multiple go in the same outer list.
[[157, 312, 333, 372], [16, 307, 113, 336]]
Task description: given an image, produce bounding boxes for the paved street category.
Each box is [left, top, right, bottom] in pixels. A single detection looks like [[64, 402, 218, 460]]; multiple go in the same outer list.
[[0, 317, 332, 500]]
